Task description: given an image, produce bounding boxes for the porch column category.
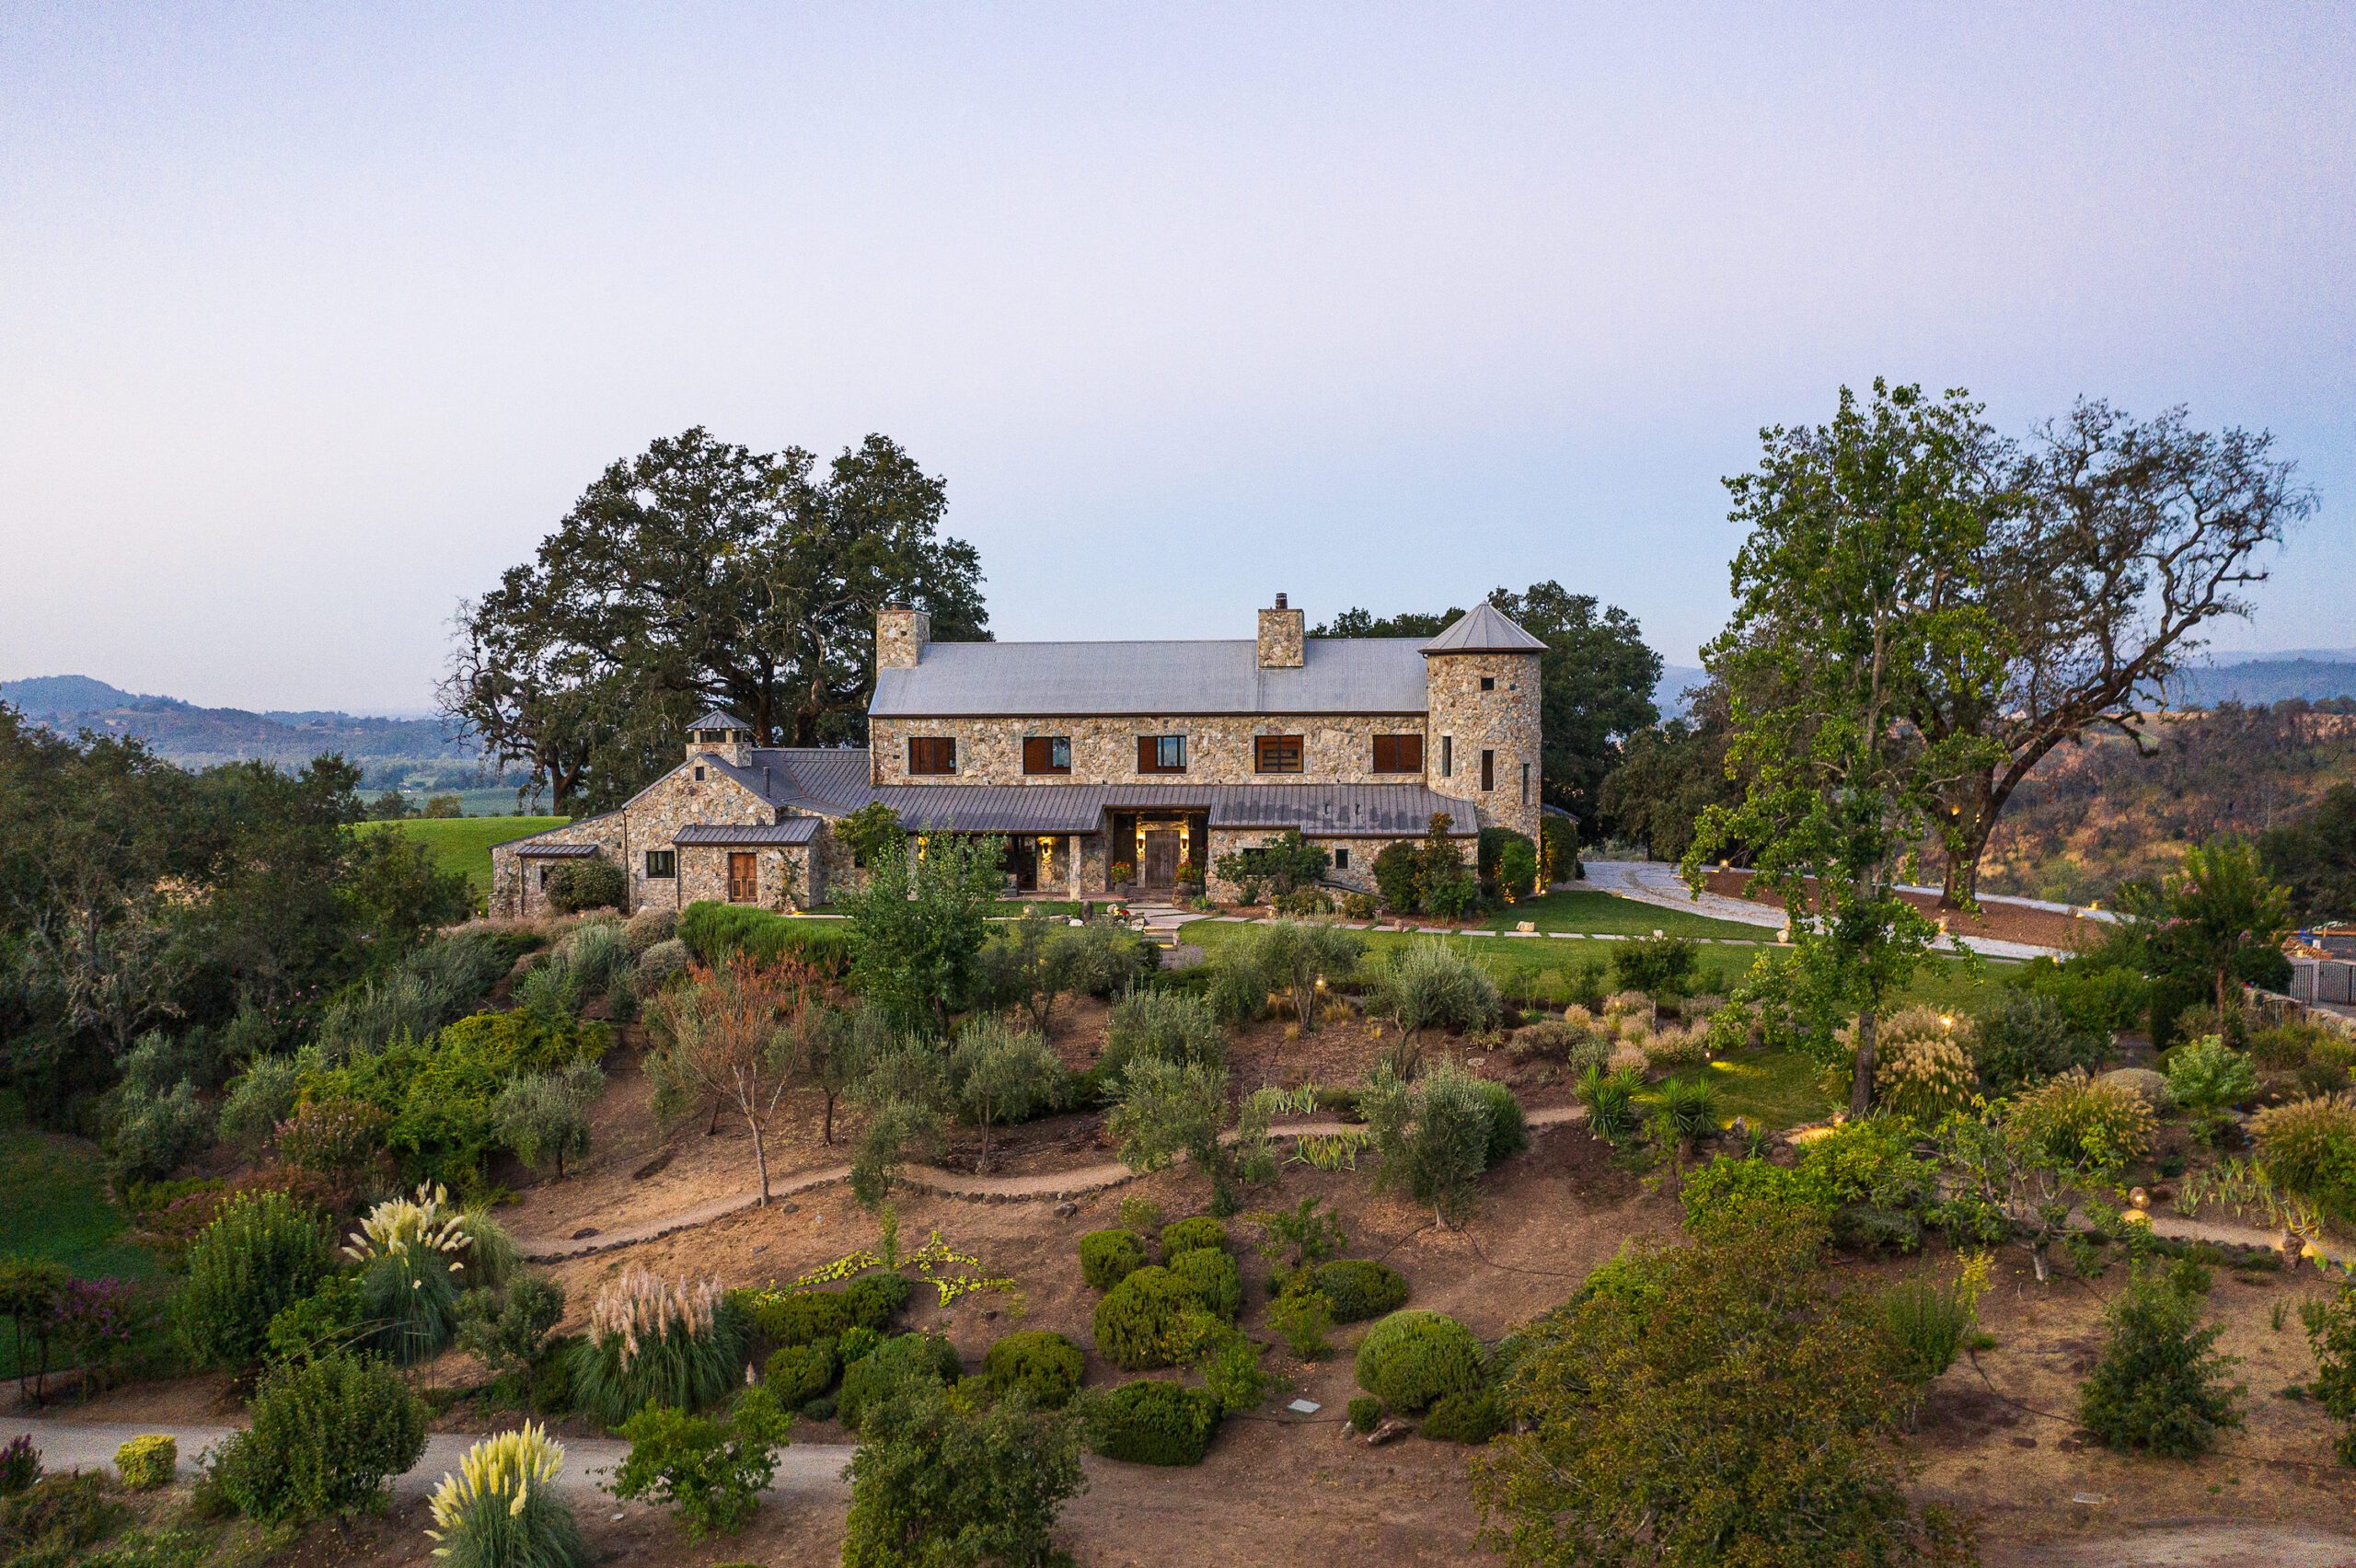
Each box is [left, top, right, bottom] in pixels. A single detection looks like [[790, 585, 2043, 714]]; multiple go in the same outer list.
[[1066, 836, 1082, 900]]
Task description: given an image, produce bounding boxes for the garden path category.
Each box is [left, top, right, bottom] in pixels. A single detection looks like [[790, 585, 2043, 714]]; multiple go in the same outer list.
[[1586, 859, 2070, 961]]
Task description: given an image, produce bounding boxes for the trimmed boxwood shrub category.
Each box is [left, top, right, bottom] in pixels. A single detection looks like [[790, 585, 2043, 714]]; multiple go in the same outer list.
[[1080, 1228, 1149, 1292], [545, 859, 627, 913], [115, 1435, 177, 1491], [1355, 1309, 1484, 1413], [1160, 1217, 1228, 1258], [1312, 1259, 1408, 1324], [743, 1288, 852, 1349], [845, 1271, 911, 1332], [765, 1338, 839, 1406], [980, 1330, 1086, 1409], [837, 1332, 963, 1431], [1093, 1266, 1212, 1370], [1088, 1379, 1221, 1466], [1347, 1395, 1383, 1434], [1421, 1387, 1508, 1444], [1169, 1247, 1242, 1324]]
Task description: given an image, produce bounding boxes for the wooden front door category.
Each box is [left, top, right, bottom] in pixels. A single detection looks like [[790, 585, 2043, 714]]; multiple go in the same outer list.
[[727, 852, 758, 903], [1141, 830, 1180, 888]]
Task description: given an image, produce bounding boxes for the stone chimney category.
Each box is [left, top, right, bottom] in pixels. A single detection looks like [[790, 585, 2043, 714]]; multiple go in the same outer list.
[[1256, 593, 1304, 669], [877, 604, 931, 671]]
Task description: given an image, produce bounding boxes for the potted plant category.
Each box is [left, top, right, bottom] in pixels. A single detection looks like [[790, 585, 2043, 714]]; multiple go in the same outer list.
[[1111, 860, 1136, 891]]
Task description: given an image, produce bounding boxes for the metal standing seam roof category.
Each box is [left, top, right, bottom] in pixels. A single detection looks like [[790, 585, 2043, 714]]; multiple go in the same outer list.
[[673, 820, 822, 846], [1419, 601, 1548, 653], [863, 781, 1479, 837], [869, 637, 1434, 718], [687, 708, 749, 731], [511, 841, 599, 857]]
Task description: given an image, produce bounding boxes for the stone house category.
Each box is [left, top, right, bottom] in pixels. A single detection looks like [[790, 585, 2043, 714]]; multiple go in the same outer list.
[[489, 594, 1545, 916]]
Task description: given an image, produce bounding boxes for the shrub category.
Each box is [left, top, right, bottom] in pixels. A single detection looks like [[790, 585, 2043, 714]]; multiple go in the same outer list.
[[0, 1435, 36, 1496], [425, 1423, 587, 1568], [1313, 1259, 1409, 1323], [2252, 1094, 2356, 1221], [2010, 955, 2149, 1041], [1223, 919, 1366, 1032], [494, 1061, 604, 1179], [2303, 1283, 2356, 1465], [1472, 1078, 1529, 1166], [1611, 934, 1700, 999], [1372, 940, 1500, 1036], [1972, 989, 2103, 1094], [1879, 1254, 1990, 1396], [1169, 1246, 1242, 1323], [1356, 1309, 1484, 1413], [1343, 891, 1379, 919], [610, 1387, 793, 1539], [1362, 1061, 1518, 1223], [1160, 1216, 1228, 1258], [1680, 1155, 1831, 1232], [1093, 1266, 1215, 1370], [346, 1184, 471, 1363], [211, 1354, 429, 1522], [1866, 1012, 1978, 1124], [572, 1268, 744, 1427], [981, 1330, 1086, 1409], [1, 1471, 124, 1560], [544, 858, 626, 913], [218, 1058, 304, 1158], [745, 1288, 853, 1349], [844, 1271, 911, 1332], [842, 1377, 1087, 1567], [2005, 1067, 2155, 1172], [176, 1192, 332, 1371], [677, 902, 855, 974], [1099, 988, 1227, 1083], [456, 1274, 566, 1380], [2079, 1262, 2245, 1458], [764, 1340, 838, 1406], [632, 938, 693, 997], [1347, 1395, 1383, 1433], [837, 1325, 882, 1366], [2166, 1033, 2259, 1141], [103, 1078, 216, 1190], [624, 905, 678, 955], [1200, 1328, 1270, 1413], [1422, 1387, 1508, 1443], [1079, 1228, 1149, 1292], [1269, 1286, 1335, 1360], [1576, 1064, 1644, 1142], [1372, 840, 1423, 914], [1085, 1379, 1221, 1466], [1639, 1020, 1712, 1072], [837, 1332, 963, 1431], [115, 1435, 177, 1491]]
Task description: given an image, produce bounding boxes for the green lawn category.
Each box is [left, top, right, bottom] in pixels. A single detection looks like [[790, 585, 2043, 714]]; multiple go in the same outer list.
[[0, 1090, 160, 1379], [356, 815, 570, 900], [1697, 1051, 1838, 1129], [1479, 888, 1768, 940]]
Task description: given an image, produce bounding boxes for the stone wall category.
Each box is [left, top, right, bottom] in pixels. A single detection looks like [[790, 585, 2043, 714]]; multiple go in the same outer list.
[[877, 605, 930, 670], [1256, 604, 1304, 667], [1201, 827, 1468, 902], [869, 712, 1436, 787], [1424, 651, 1542, 842], [678, 843, 808, 911]]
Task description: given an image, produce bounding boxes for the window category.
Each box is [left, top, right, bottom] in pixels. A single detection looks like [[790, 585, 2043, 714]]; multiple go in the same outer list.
[[908, 736, 957, 775], [644, 849, 676, 879], [1439, 736, 1452, 777], [537, 866, 551, 888], [1254, 734, 1304, 774], [1371, 732, 1423, 773], [1334, 847, 1350, 870], [692, 766, 704, 781], [1480, 675, 1496, 692], [1520, 763, 1530, 805], [1022, 735, 1071, 775], [1138, 734, 1187, 774], [1481, 748, 1496, 791]]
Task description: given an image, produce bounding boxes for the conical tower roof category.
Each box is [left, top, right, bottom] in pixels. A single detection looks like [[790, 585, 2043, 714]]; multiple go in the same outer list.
[[1418, 601, 1546, 653]]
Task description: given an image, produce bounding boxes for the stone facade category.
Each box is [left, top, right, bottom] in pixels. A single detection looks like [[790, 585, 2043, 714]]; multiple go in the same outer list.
[[1424, 649, 1542, 842], [870, 712, 1437, 788], [1200, 826, 1466, 902], [1255, 598, 1304, 667], [877, 605, 930, 670]]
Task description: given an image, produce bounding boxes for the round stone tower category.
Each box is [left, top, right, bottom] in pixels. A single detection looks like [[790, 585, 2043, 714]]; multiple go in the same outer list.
[[1420, 602, 1545, 844]]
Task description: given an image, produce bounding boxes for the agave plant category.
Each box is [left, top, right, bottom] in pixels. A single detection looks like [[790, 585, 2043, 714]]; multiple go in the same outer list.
[[347, 1183, 470, 1363], [426, 1422, 586, 1568], [570, 1265, 744, 1426]]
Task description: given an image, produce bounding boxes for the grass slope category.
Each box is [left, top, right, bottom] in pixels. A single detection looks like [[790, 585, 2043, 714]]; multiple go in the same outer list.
[[356, 815, 569, 900], [0, 1091, 159, 1378], [1478, 887, 1766, 939]]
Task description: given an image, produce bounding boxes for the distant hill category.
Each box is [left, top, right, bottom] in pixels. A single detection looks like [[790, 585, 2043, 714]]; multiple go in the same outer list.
[[1656, 665, 1707, 716], [2159, 653, 2356, 709], [2, 674, 494, 790]]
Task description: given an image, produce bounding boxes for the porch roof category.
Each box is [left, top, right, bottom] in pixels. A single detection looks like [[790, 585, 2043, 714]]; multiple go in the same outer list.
[[674, 820, 822, 847]]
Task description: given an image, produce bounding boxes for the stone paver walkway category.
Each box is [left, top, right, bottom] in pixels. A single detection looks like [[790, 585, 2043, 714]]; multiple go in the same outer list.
[[516, 1107, 1588, 1262]]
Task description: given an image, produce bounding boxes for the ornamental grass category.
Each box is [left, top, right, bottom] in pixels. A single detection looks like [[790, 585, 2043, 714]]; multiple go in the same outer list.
[[347, 1183, 470, 1363], [571, 1265, 744, 1427], [425, 1423, 587, 1568]]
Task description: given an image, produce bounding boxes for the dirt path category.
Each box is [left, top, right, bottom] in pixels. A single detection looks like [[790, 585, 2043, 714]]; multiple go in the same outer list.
[[516, 1107, 1589, 1262]]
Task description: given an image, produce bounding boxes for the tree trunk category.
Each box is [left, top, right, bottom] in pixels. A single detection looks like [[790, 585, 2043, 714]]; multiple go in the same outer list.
[[751, 1119, 771, 1205], [1939, 841, 1984, 908], [1849, 1007, 1877, 1119], [823, 1090, 836, 1146], [977, 1117, 992, 1174]]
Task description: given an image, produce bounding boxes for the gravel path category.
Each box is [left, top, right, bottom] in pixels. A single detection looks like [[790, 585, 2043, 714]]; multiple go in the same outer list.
[[517, 1107, 1589, 1262], [0, 1415, 854, 1498]]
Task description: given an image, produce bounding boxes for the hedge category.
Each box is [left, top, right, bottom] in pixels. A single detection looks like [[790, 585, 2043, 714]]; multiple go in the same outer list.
[[1088, 1380, 1222, 1466], [764, 1339, 839, 1406], [740, 1288, 852, 1349], [845, 1271, 912, 1332], [115, 1435, 177, 1491], [837, 1332, 963, 1431], [678, 902, 853, 974], [1159, 1217, 1228, 1258], [1093, 1267, 1211, 1370], [1080, 1228, 1149, 1292], [1169, 1248, 1242, 1324]]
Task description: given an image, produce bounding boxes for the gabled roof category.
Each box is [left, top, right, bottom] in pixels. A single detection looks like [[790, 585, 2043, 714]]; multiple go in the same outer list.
[[674, 820, 822, 846], [687, 708, 749, 732], [1419, 602, 1546, 653], [870, 638, 1430, 717]]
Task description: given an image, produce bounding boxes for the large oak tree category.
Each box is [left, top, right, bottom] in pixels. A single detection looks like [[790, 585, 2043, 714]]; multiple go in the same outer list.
[[442, 428, 988, 810]]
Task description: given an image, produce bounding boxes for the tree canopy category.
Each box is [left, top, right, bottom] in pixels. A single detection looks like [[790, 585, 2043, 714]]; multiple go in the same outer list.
[[441, 427, 988, 810]]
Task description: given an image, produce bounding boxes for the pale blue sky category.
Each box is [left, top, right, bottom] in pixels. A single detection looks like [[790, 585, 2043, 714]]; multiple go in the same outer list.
[[2, 3, 2350, 712]]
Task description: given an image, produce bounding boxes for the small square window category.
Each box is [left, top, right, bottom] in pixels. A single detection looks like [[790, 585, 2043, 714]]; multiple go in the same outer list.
[[909, 737, 957, 775], [1480, 675, 1496, 692], [645, 849, 676, 878], [1371, 733, 1423, 773], [1138, 735, 1187, 773], [1023, 735, 1071, 775], [1254, 734, 1303, 774]]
